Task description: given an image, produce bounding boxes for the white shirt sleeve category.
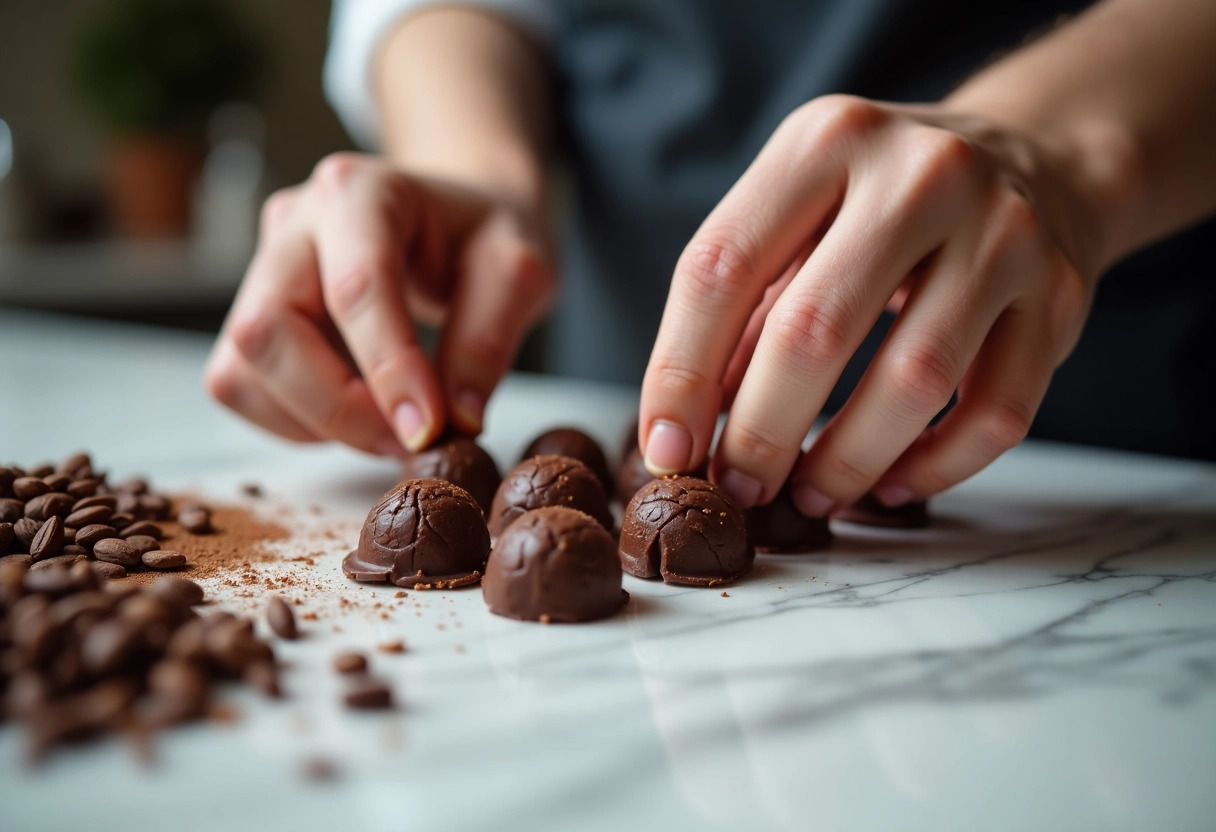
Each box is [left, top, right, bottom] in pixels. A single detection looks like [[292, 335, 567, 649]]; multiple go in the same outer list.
[[324, 0, 555, 149]]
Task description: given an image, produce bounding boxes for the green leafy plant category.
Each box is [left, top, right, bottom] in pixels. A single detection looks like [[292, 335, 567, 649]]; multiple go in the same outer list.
[[69, 0, 262, 134]]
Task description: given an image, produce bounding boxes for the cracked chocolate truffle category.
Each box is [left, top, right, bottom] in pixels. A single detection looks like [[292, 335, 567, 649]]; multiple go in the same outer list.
[[615, 445, 708, 505], [400, 433, 500, 515], [483, 506, 628, 623], [488, 455, 613, 539], [521, 427, 611, 493], [835, 493, 930, 529], [618, 476, 753, 586], [746, 485, 833, 553], [343, 478, 490, 589]]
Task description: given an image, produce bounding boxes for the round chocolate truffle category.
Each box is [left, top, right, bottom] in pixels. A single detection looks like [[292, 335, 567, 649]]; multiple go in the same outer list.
[[343, 478, 490, 589], [835, 493, 930, 529], [483, 506, 628, 623], [615, 445, 708, 505], [619, 476, 753, 586], [746, 485, 833, 553], [521, 427, 611, 493], [400, 433, 500, 515], [488, 455, 614, 538]]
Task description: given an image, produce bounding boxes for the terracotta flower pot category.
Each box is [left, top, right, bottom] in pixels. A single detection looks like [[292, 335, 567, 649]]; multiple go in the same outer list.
[[106, 134, 205, 238]]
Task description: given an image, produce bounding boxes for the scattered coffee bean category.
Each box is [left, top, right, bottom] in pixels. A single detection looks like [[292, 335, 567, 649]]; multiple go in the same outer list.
[[343, 679, 393, 710], [14, 517, 41, 550], [66, 478, 101, 498], [148, 576, 205, 607], [92, 538, 141, 567], [1, 498, 25, 523], [28, 463, 54, 478], [241, 482, 263, 498], [1, 553, 33, 569], [0, 521, 13, 553], [61, 544, 89, 558], [12, 477, 51, 500], [75, 523, 117, 548], [243, 661, 282, 698], [142, 550, 186, 570], [72, 494, 117, 512], [29, 554, 86, 573], [377, 639, 406, 654], [120, 521, 162, 540], [125, 535, 161, 555], [29, 516, 65, 561], [64, 505, 112, 528], [332, 652, 367, 675], [42, 473, 73, 493], [300, 756, 340, 782], [265, 596, 298, 640], [90, 561, 126, 580], [117, 477, 149, 496], [177, 506, 213, 535], [139, 495, 172, 520], [108, 512, 135, 529], [58, 453, 92, 476], [24, 493, 73, 521]]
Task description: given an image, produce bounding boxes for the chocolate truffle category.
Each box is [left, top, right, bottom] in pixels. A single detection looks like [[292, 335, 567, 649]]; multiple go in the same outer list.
[[835, 493, 930, 529], [615, 445, 708, 505], [488, 456, 614, 538], [483, 507, 628, 623], [400, 433, 500, 515], [521, 427, 611, 493], [619, 476, 753, 586], [343, 478, 490, 589], [746, 485, 833, 553]]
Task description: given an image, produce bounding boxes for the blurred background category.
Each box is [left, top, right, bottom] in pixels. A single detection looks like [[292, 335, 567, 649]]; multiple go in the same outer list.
[[0, 0, 351, 330]]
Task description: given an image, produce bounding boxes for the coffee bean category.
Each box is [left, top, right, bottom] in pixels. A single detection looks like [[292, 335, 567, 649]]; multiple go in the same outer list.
[[72, 494, 117, 512], [14, 517, 41, 550], [28, 463, 54, 478], [24, 492, 73, 521], [138, 495, 171, 520], [11, 605, 59, 665], [75, 524, 117, 548], [63, 526, 76, 544], [58, 453, 92, 476], [146, 659, 210, 725], [30, 516, 65, 561], [23, 565, 76, 597], [332, 651, 367, 675], [61, 544, 88, 557], [343, 679, 393, 710], [68, 559, 99, 591], [42, 473, 73, 493], [177, 507, 212, 534], [120, 521, 162, 540], [89, 561, 126, 580], [108, 512, 135, 528], [165, 618, 208, 663], [265, 596, 297, 640], [116, 477, 149, 495], [142, 550, 186, 570], [29, 554, 85, 572], [1, 552, 33, 570], [147, 576, 204, 607], [118, 593, 178, 627], [0, 521, 13, 553], [0, 467, 15, 498], [13, 476, 51, 500], [1, 498, 25, 523], [50, 591, 113, 627], [64, 505, 113, 528], [81, 617, 142, 675], [66, 478, 101, 498], [300, 757, 340, 782], [92, 538, 141, 567], [125, 535, 161, 555], [243, 661, 282, 698]]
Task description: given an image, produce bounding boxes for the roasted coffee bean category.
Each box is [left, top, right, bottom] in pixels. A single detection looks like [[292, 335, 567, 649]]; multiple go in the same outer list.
[[120, 521, 162, 540], [68, 559, 99, 591], [50, 591, 113, 627], [42, 473, 72, 493], [0, 521, 13, 553], [118, 593, 178, 627], [72, 494, 117, 512], [142, 550, 186, 570], [145, 659, 210, 725], [62, 526, 76, 544], [0, 467, 15, 498], [125, 535, 161, 555], [1, 552, 33, 570], [13, 476, 51, 500], [102, 580, 140, 600], [147, 576, 204, 607], [116, 477, 149, 495], [58, 452, 92, 476], [30, 516, 65, 561], [108, 512, 135, 528], [89, 561, 126, 580], [14, 517, 41, 550], [343, 679, 393, 710], [75, 524, 117, 548], [6, 671, 50, 719], [64, 505, 113, 528], [81, 617, 142, 675], [177, 507, 212, 534], [66, 478, 101, 498], [92, 538, 141, 567], [22, 566, 76, 597], [11, 605, 59, 665], [29, 554, 85, 573], [1, 498, 26, 523], [115, 493, 140, 515], [165, 618, 208, 663], [332, 651, 367, 675], [265, 596, 298, 640], [24, 493, 74, 521], [61, 544, 88, 558], [28, 463, 54, 478], [0, 558, 30, 603], [243, 661, 282, 698], [138, 495, 171, 520]]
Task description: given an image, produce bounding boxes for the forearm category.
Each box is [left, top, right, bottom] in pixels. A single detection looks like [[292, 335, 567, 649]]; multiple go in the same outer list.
[[374, 7, 552, 211], [946, 0, 1216, 272]]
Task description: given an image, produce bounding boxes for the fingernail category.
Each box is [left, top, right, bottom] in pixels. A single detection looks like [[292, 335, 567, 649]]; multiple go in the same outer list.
[[874, 484, 913, 508], [453, 388, 485, 433], [394, 401, 429, 452], [792, 483, 834, 517], [371, 435, 408, 458], [644, 419, 692, 476], [719, 468, 763, 509]]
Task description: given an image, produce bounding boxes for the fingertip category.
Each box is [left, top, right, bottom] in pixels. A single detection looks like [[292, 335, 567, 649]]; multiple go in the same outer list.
[[791, 483, 835, 518], [873, 483, 914, 508], [450, 387, 486, 435], [643, 419, 693, 476], [394, 401, 434, 452]]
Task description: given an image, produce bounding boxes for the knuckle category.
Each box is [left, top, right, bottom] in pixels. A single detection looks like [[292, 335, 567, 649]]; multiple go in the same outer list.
[[823, 451, 878, 488], [675, 232, 758, 309], [886, 340, 959, 416], [324, 260, 388, 320], [646, 361, 714, 400], [911, 461, 954, 495], [916, 129, 976, 180], [787, 95, 886, 152], [975, 401, 1033, 454], [259, 188, 297, 230], [726, 423, 787, 467], [766, 295, 852, 370], [453, 334, 510, 375], [311, 152, 364, 190], [202, 357, 242, 409], [228, 310, 278, 364]]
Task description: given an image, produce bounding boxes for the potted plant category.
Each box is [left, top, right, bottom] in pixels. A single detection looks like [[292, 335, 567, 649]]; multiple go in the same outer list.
[[68, 0, 261, 238]]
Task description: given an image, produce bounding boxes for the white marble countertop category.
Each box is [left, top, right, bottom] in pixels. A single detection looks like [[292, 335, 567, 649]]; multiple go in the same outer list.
[[1, 308, 1214, 832]]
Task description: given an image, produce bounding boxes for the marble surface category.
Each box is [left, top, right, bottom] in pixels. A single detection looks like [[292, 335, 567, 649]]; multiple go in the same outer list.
[[1, 309, 1214, 832]]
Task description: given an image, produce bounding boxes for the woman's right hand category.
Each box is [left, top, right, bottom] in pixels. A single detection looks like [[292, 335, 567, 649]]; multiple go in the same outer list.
[[204, 152, 554, 456]]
